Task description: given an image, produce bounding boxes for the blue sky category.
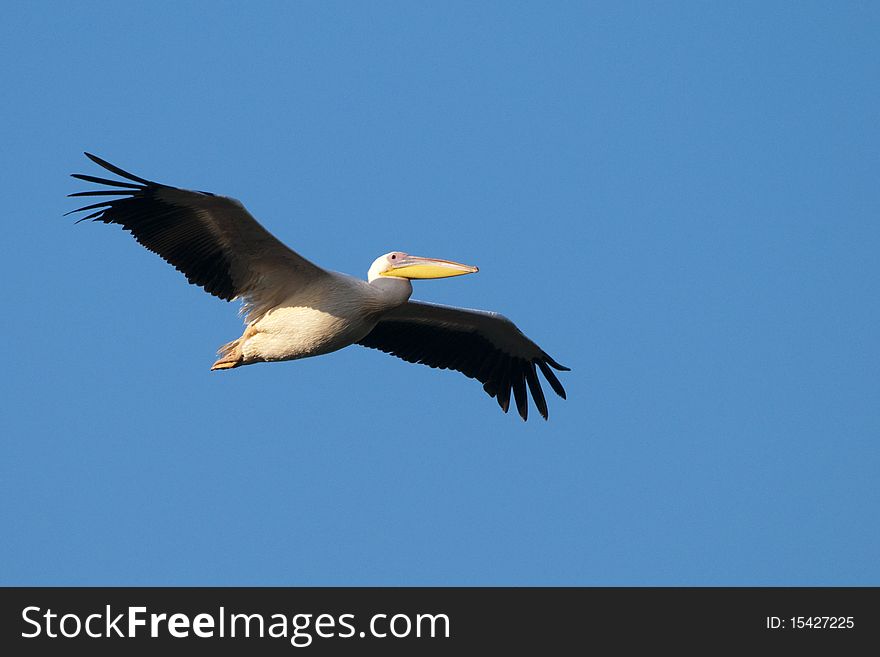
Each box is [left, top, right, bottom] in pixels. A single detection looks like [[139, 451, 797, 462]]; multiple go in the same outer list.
[[1, 2, 877, 585]]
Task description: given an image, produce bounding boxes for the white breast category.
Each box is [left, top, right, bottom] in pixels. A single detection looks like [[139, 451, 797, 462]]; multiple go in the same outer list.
[[239, 275, 384, 363]]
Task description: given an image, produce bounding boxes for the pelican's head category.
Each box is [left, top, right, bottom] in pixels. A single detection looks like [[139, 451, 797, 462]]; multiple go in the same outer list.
[[368, 252, 479, 282]]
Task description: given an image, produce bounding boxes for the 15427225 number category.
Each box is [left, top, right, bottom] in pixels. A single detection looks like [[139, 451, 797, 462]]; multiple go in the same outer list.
[[790, 616, 854, 629]]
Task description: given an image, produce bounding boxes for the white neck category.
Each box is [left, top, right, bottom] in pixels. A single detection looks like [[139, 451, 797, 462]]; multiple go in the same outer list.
[[366, 276, 413, 311]]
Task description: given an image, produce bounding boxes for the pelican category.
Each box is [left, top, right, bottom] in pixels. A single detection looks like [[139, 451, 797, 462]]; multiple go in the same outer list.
[[67, 153, 569, 420]]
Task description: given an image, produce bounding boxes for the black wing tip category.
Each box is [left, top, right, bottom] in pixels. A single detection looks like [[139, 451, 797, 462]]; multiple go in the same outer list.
[[482, 358, 562, 421], [497, 387, 511, 414], [83, 152, 112, 171], [536, 359, 567, 401], [79, 152, 154, 185], [70, 172, 143, 189], [525, 362, 549, 420], [63, 207, 93, 218], [67, 153, 153, 219], [67, 190, 130, 197], [543, 353, 570, 371]]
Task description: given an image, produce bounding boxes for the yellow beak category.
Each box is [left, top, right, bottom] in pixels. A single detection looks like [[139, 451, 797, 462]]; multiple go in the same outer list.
[[381, 255, 479, 280]]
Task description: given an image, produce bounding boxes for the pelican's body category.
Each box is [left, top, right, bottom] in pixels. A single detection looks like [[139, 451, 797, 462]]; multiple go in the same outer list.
[[218, 274, 410, 368], [68, 154, 569, 420]]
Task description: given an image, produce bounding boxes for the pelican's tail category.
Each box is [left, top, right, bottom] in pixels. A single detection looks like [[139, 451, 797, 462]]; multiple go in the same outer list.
[[211, 338, 243, 371]]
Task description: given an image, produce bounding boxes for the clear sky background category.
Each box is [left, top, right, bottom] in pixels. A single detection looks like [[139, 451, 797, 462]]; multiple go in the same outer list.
[[1, 2, 877, 585]]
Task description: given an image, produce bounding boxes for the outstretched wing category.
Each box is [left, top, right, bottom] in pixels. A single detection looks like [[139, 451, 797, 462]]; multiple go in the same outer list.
[[357, 300, 569, 421], [67, 152, 328, 321]]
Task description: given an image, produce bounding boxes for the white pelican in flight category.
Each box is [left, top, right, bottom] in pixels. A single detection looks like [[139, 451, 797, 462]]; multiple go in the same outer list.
[[68, 153, 569, 420]]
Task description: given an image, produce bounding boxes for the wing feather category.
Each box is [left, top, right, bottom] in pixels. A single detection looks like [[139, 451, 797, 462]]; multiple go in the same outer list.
[[357, 300, 569, 421], [67, 153, 327, 321]]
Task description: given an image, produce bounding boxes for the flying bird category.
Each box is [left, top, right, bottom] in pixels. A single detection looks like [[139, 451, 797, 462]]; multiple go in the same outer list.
[[67, 153, 569, 420]]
